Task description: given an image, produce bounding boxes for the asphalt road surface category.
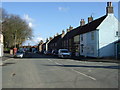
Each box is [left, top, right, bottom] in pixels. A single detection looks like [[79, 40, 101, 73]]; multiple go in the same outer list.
[[2, 52, 120, 88]]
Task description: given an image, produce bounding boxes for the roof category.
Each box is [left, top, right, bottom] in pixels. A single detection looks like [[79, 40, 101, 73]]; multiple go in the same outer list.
[[115, 39, 120, 44], [49, 34, 62, 44], [63, 15, 107, 40]]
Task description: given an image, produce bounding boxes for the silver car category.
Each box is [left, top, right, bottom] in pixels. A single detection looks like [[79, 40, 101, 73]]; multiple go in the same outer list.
[[14, 51, 24, 58], [58, 49, 71, 58]]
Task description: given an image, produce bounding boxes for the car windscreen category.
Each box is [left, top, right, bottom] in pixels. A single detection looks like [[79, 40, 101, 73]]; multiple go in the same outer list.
[[17, 51, 23, 53], [61, 50, 69, 53]]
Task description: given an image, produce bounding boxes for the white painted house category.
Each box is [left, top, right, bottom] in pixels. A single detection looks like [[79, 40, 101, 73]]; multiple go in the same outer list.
[[80, 2, 119, 58]]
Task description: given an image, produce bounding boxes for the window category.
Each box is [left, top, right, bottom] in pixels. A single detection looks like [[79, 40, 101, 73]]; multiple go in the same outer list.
[[91, 32, 94, 40], [116, 31, 120, 37], [81, 44, 84, 53], [91, 46, 94, 54]]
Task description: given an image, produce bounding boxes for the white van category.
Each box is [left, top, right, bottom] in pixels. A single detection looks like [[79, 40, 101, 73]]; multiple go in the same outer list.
[[58, 49, 71, 58]]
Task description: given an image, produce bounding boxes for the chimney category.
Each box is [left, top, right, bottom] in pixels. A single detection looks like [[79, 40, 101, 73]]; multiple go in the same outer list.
[[61, 30, 65, 38], [66, 29, 69, 32], [106, 2, 113, 15], [62, 30, 65, 35], [56, 33, 59, 36], [46, 38, 49, 42], [80, 19, 85, 26], [49, 37, 53, 41], [88, 16, 93, 23], [40, 40, 43, 44], [69, 25, 73, 31]]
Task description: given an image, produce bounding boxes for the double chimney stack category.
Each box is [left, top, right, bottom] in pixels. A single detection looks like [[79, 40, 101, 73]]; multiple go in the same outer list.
[[66, 26, 73, 32], [80, 15, 93, 26], [80, 2, 113, 26]]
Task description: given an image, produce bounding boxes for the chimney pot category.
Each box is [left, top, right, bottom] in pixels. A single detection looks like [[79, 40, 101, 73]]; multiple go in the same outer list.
[[107, 2, 112, 7], [80, 19, 85, 26], [106, 2, 113, 14], [46, 38, 49, 42], [69, 25, 73, 31], [88, 16, 93, 23], [56, 33, 59, 36], [49, 37, 53, 40], [61, 30, 65, 38], [62, 30, 65, 34], [67, 29, 69, 32]]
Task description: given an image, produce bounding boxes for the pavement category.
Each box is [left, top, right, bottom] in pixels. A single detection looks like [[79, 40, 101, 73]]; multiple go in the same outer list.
[[2, 52, 120, 88], [73, 56, 120, 63], [0, 53, 14, 66], [1, 53, 13, 61], [1, 52, 120, 65]]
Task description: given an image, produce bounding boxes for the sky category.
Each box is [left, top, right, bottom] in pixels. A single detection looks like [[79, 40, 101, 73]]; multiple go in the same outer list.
[[2, 2, 119, 46]]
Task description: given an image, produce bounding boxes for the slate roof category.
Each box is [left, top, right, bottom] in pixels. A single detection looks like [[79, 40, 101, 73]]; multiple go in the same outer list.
[[49, 34, 62, 44], [115, 39, 120, 44], [63, 15, 107, 40]]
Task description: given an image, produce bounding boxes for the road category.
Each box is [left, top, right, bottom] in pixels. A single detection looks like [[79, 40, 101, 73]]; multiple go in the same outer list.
[[2, 52, 120, 88]]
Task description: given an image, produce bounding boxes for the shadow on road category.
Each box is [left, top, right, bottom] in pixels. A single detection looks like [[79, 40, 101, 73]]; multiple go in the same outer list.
[[44, 64, 120, 69], [22, 53, 58, 59], [2, 62, 16, 66]]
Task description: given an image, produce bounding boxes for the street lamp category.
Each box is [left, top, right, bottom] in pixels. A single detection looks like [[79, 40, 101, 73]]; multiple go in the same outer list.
[[14, 30, 17, 48]]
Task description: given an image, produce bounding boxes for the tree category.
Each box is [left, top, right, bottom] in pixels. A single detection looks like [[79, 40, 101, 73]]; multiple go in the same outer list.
[[1, 8, 33, 49]]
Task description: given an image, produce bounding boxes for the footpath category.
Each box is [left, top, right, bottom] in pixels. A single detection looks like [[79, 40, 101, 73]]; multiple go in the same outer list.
[[2, 53, 13, 61], [0, 53, 13, 66], [1, 53, 120, 64], [73, 56, 120, 63]]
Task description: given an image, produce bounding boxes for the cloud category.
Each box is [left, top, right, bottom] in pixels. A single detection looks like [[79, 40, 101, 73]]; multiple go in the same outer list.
[[22, 37, 44, 46], [28, 22, 33, 28], [23, 14, 34, 28], [23, 14, 33, 22], [58, 7, 69, 12], [32, 37, 44, 44]]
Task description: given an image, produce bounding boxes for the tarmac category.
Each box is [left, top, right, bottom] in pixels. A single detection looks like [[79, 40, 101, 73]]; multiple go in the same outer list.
[[1, 53, 120, 64]]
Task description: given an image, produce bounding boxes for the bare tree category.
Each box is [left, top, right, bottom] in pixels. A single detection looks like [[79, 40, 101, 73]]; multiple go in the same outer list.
[[1, 8, 33, 49]]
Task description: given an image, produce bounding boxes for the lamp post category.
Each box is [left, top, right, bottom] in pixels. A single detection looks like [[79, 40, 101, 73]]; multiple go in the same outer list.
[[14, 30, 17, 48], [13, 30, 17, 55]]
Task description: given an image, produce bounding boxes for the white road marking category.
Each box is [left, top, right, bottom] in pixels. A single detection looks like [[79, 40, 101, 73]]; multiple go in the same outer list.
[[47, 59, 63, 65], [3, 58, 13, 62], [47, 59, 53, 62], [54, 62, 63, 65], [88, 69, 92, 72], [40, 68, 61, 72], [71, 69, 96, 81]]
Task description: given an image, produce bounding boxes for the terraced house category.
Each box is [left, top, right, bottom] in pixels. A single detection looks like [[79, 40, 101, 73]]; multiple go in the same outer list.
[[41, 2, 119, 59], [48, 30, 65, 52], [60, 2, 119, 58], [79, 2, 119, 58]]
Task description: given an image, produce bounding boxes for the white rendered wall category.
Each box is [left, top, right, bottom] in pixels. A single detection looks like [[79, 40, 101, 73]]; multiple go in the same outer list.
[[80, 30, 98, 57], [97, 14, 119, 57]]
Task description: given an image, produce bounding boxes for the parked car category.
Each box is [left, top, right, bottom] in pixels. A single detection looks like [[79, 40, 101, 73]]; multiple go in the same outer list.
[[33, 50, 39, 53], [58, 49, 71, 58], [14, 51, 24, 58], [52, 50, 58, 56], [44, 51, 52, 55]]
